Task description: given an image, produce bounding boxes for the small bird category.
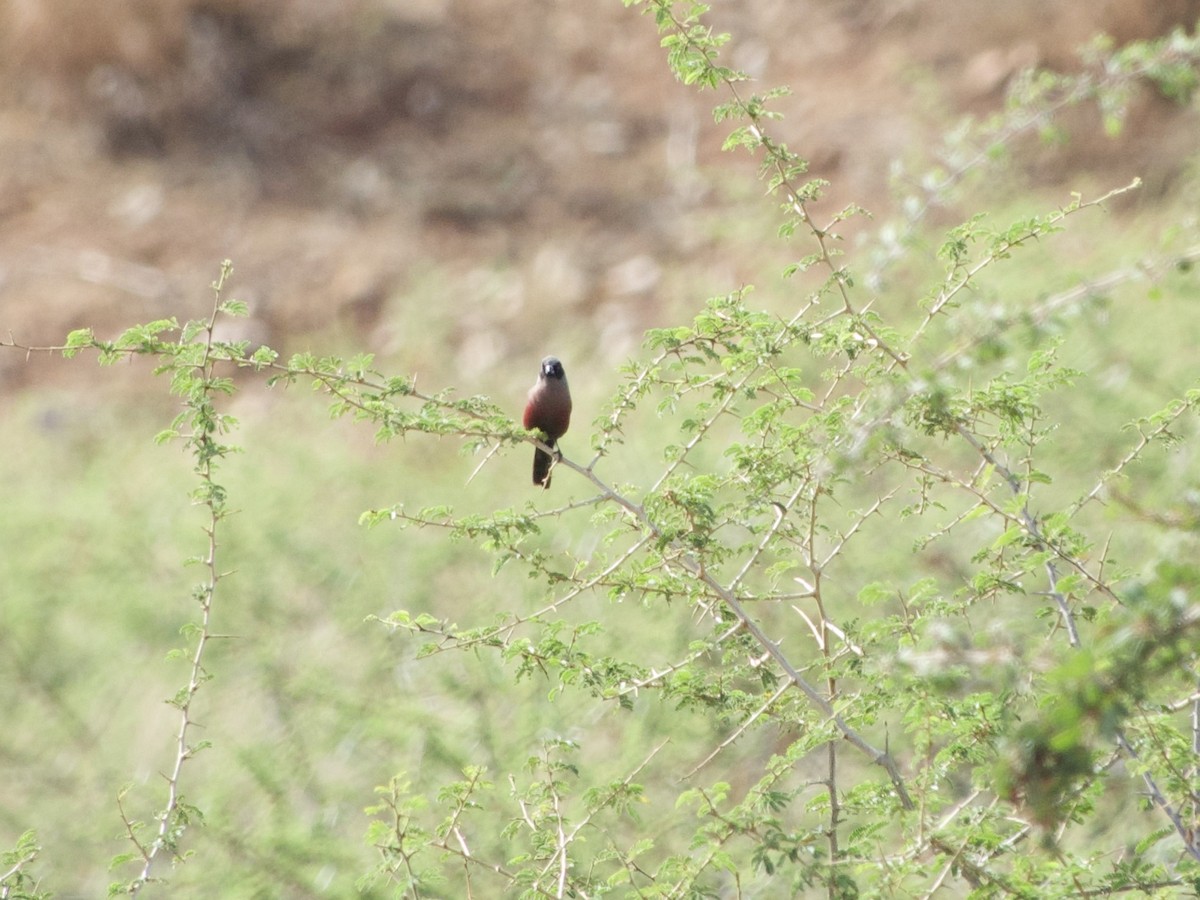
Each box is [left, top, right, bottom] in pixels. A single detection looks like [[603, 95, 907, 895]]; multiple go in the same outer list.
[[523, 356, 572, 488]]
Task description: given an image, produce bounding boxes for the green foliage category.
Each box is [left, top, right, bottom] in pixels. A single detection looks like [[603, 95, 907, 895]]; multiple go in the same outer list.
[[0, 831, 48, 900], [2, 8, 1200, 900]]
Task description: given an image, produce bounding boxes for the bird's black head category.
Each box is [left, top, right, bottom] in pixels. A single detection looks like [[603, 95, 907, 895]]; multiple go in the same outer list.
[[541, 356, 565, 380]]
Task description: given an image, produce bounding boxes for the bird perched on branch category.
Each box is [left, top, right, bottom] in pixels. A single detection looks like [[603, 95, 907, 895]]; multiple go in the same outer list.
[[523, 356, 572, 488]]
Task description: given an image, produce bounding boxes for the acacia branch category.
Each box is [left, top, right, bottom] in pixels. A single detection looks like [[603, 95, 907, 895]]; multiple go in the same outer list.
[[553, 452, 915, 809]]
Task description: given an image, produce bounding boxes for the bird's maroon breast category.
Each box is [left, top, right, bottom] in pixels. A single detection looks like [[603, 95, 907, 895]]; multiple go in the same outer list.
[[525, 385, 571, 439]]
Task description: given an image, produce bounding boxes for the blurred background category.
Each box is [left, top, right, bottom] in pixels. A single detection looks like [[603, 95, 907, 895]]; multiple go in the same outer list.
[[1, 1, 1199, 896], [1, 0, 1197, 394]]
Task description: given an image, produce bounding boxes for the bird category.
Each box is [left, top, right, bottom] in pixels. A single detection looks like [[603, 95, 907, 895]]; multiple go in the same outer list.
[[523, 356, 572, 488]]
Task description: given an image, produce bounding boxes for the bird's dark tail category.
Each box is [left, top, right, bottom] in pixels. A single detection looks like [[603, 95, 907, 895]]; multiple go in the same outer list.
[[532, 445, 554, 488]]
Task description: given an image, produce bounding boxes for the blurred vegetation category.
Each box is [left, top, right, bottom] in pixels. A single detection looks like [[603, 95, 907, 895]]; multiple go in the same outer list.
[[2, 2, 1200, 899]]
